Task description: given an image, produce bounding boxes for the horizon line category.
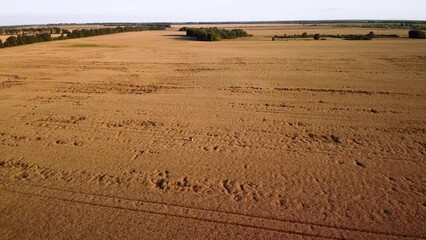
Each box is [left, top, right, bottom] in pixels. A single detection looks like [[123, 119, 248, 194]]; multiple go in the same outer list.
[[1, 19, 426, 28]]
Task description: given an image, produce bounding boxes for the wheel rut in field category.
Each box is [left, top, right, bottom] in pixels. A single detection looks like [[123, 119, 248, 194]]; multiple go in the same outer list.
[[0, 180, 423, 240]]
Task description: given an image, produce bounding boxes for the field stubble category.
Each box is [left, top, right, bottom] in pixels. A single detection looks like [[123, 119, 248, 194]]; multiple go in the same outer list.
[[0, 25, 425, 239]]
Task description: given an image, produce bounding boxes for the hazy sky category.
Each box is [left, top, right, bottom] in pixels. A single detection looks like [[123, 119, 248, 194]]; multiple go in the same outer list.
[[1, 0, 425, 26]]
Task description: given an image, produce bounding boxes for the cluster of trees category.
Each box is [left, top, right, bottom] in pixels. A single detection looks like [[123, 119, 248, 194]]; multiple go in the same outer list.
[[1, 33, 51, 47], [185, 27, 251, 41], [408, 30, 426, 39], [0, 26, 168, 49]]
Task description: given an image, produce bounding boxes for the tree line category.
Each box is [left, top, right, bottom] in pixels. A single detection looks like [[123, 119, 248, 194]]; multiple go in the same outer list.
[[65, 26, 166, 39], [184, 27, 251, 41], [272, 31, 400, 41], [334, 23, 426, 31], [0, 27, 61, 35], [273, 30, 425, 41], [0, 26, 168, 49], [0, 33, 51, 47]]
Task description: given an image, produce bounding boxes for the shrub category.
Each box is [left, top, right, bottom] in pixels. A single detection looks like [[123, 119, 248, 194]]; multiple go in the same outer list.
[[0, 39, 3, 48], [408, 30, 426, 39], [179, 27, 188, 31], [301, 32, 308, 38], [313, 34, 321, 40]]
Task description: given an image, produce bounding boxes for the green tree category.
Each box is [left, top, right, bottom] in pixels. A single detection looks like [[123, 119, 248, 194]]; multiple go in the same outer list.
[[313, 34, 320, 40], [4, 36, 18, 47], [17, 35, 25, 45], [37, 33, 51, 42], [408, 30, 426, 39], [66, 31, 75, 39]]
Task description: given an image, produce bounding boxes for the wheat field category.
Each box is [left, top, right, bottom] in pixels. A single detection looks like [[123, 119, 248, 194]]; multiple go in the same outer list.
[[0, 25, 425, 239]]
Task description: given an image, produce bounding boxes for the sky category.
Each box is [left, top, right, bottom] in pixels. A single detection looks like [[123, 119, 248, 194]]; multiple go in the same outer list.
[[0, 0, 425, 26]]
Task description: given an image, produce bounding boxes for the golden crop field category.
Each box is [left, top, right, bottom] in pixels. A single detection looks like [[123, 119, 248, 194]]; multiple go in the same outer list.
[[0, 25, 425, 239]]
